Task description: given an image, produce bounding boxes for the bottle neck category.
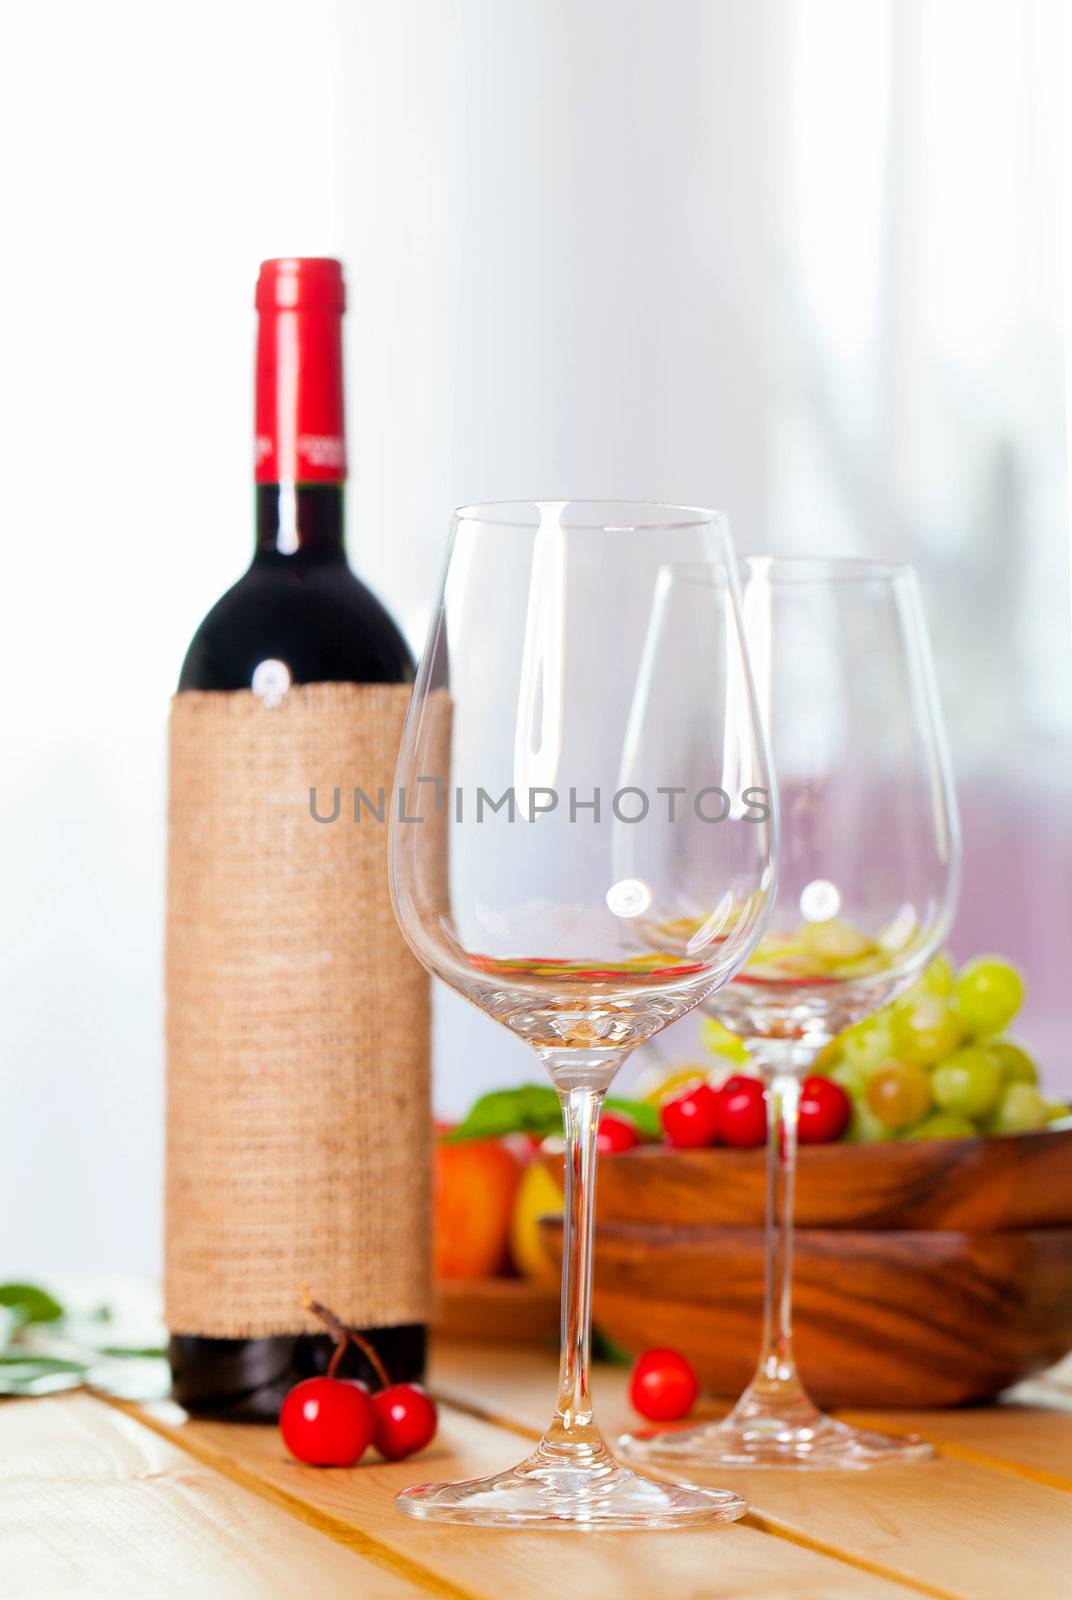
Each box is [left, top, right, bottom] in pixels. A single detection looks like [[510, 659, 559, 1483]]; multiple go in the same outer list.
[[255, 482, 345, 560], [252, 260, 348, 564]]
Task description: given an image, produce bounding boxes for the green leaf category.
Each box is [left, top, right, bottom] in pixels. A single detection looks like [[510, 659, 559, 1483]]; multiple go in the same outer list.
[[94, 1345, 167, 1361], [444, 1084, 660, 1142], [0, 1354, 86, 1395], [590, 1326, 633, 1366], [445, 1085, 561, 1142], [0, 1283, 64, 1326]]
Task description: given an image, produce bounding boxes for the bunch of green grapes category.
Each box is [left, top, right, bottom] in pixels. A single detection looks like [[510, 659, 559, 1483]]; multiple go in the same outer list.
[[817, 954, 1066, 1142]]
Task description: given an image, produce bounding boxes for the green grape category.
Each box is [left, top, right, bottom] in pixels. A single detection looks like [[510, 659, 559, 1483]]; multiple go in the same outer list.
[[985, 1082, 1048, 1134], [890, 994, 964, 1066], [955, 956, 1025, 1038], [987, 1039, 1038, 1085], [813, 1035, 841, 1070], [932, 1046, 1002, 1119], [829, 1059, 867, 1099], [896, 953, 955, 1012], [839, 1013, 897, 1078], [846, 1099, 896, 1143], [910, 1112, 977, 1140], [920, 952, 956, 997], [866, 1061, 933, 1130]]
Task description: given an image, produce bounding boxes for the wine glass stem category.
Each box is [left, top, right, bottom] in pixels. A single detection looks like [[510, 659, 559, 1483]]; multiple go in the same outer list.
[[754, 1060, 806, 1401], [548, 1082, 605, 1449]]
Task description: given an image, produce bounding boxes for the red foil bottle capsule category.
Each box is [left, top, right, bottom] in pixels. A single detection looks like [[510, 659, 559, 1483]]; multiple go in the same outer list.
[[254, 257, 347, 484]]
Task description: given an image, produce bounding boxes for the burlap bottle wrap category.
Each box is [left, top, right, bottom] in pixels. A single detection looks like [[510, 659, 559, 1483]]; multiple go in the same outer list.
[[165, 681, 435, 1338]]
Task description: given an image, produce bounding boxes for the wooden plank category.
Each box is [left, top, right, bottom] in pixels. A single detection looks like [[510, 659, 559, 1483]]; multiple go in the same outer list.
[[840, 1405, 1072, 1491], [127, 1394, 922, 1600], [0, 1392, 416, 1599], [433, 1338, 635, 1434], [432, 1344, 1072, 1487], [431, 1343, 1072, 1600], [723, 1459, 1072, 1600]]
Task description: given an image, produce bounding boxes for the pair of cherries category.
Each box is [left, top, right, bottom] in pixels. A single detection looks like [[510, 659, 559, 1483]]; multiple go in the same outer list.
[[280, 1294, 437, 1468]]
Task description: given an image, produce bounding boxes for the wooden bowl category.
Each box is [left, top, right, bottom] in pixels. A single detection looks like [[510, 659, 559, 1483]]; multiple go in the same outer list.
[[592, 1123, 1072, 1231], [538, 1125, 1072, 1407]]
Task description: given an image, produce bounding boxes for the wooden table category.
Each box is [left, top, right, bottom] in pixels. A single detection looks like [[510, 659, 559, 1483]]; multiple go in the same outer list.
[[4, 1341, 1071, 1599]]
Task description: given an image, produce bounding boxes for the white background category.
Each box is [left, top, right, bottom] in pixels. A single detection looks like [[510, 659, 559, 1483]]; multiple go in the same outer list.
[[1, 0, 1068, 1281]]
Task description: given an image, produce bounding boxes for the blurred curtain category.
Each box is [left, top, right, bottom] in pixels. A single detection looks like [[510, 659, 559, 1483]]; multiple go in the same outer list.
[[763, 0, 1069, 1065], [340, 0, 1069, 1097]]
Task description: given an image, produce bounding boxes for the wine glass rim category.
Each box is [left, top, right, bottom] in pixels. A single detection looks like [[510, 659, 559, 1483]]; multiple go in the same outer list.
[[744, 554, 912, 584], [453, 499, 728, 532]]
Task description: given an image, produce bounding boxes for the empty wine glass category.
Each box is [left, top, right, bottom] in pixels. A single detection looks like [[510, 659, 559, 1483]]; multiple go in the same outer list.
[[621, 557, 959, 1471], [388, 501, 777, 1526]]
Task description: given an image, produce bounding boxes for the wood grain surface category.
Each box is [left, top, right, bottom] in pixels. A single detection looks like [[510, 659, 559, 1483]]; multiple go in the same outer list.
[[118, 1398, 920, 1600], [0, 1392, 409, 1599], [589, 1124, 1072, 1230], [4, 1340, 1070, 1599], [839, 1404, 1072, 1489], [538, 1217, 1072, 1406], [431, 1342, 1072, 1600]]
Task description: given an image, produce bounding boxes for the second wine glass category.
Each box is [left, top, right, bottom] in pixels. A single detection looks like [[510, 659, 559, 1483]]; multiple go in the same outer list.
[[389, 501, 777, 1525], [621, 556, 960, 1470]]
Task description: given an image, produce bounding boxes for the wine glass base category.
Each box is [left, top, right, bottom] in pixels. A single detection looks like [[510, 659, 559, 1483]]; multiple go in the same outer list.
[[620, 1412, 933, 1472], [396, 1444, 748, 1528]]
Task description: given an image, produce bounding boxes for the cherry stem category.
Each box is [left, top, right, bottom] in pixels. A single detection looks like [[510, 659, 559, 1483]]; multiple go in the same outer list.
[[326, 1333, 350, 1381], [301, 1287, 392, 1390]]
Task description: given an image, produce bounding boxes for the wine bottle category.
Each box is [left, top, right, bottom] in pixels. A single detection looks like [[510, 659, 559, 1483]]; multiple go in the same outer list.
[[166, 258, 431, 1419]]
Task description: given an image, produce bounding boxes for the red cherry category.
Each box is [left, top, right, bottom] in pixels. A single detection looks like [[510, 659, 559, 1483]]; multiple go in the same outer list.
[[279, 1377, 374, 1467], [629, 1348, 699, 1422], [716, 1075, 767, 1147], [720, 1073, 759, 1097], [661, 1083, 721, 1148], [371, 1383, 438, 1461], [597, 1113, 641, 1154], [798, 1075, 852, 1143]]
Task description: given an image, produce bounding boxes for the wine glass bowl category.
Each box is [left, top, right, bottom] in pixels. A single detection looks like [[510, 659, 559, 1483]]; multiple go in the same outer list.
[[390, 504, 776, 1070], [389, 501, 776, 1525], [712, 557, 958, 1044], [621, 556, 960, 1472]]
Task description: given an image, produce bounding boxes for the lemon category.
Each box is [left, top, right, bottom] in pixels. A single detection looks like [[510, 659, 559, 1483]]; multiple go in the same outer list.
[[509, 1161, 563, 1283], [700, 1017, 749, 1063], [635, 1064, 708, 1106]]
